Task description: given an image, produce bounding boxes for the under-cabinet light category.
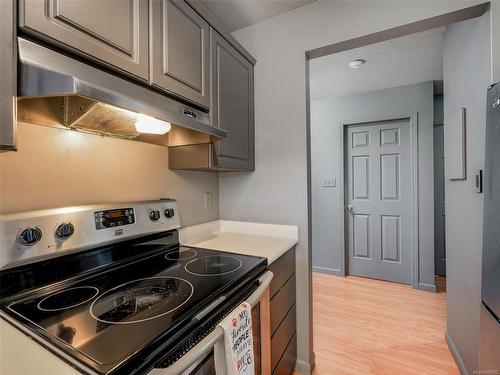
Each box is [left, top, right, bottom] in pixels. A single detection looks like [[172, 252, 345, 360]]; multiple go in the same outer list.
[[134, 114, 171, 135]]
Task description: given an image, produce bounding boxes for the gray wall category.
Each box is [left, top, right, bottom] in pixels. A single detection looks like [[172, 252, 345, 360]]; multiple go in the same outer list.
[[492, 2, 500, 82], [310, 82, 435, 290], [225, 1, 484, 372], [443, 11, 491, 375], [0, 122, 219, 226]]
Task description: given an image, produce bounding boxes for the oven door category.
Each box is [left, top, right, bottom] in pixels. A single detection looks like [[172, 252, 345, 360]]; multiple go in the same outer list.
[[181, 349, 216, 375], [148, 271, 273, 375]]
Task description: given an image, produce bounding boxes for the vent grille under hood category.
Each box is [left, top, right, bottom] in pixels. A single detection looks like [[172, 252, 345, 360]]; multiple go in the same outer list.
[[16, 38, 226, 147]]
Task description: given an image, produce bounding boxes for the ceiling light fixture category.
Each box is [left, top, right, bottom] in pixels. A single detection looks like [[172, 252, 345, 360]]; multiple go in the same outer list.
[[348, 59, 366, 69], [134, 114, 171, 135]]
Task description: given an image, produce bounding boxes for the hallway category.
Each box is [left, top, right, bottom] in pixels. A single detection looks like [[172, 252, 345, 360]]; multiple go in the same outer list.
[[311, 273, 458, 375]]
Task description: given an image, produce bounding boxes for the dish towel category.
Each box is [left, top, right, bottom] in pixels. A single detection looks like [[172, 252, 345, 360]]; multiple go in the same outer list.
[[215, 301, 255, 375]]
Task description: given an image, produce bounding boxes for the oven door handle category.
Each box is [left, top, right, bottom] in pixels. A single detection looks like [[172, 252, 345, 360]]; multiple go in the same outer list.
[[247, 270, 273, 306], [148, 270, 274, 375]]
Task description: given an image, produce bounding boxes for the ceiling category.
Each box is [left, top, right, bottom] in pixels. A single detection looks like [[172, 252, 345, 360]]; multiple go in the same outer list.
[[198, 0, 316, 32], [310, 27, 445, 99]]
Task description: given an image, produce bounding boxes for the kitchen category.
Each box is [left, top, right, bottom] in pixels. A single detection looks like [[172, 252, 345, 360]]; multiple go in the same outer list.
[[0, 1, 499, 375]]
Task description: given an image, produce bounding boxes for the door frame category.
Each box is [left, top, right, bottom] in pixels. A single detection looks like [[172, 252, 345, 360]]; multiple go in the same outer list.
[[338, 112, 420, 288], [433, 123, 447, 276]]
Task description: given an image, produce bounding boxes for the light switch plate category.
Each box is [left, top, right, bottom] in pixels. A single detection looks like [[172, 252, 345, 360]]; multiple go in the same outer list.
[[323, 178, 336, 187]]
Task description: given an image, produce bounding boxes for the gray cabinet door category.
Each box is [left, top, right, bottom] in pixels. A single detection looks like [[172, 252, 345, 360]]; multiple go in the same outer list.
[[150, 0, 210, 108], [210, 30, 255, 171], [19, 0, 149, 79]]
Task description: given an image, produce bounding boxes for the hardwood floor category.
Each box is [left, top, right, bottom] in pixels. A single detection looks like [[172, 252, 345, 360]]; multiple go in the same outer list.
[[435, 275, 447, 293], [308, 273, 458, 375]]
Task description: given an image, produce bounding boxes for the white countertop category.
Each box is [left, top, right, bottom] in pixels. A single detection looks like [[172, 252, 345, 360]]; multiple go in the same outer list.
[[0, 319, 80, 375], [178, 220, 298, 264]]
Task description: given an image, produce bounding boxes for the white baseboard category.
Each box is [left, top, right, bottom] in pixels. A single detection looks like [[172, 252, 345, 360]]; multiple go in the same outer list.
[[312, 265, 343, 276], [445, 329, 469, 375], [417, 282, 437, 293], [294, 352, 316, 375]]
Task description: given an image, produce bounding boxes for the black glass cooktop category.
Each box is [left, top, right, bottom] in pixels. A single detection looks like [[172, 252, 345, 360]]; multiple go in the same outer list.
[[0, 231, 267, 374]]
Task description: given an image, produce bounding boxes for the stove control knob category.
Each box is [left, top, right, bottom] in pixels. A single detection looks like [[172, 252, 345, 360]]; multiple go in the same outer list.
[[164, 208, 175, 219], [149, 210, 161, 221], [55, 222, 74, 240], [17, 227, 42, 246]]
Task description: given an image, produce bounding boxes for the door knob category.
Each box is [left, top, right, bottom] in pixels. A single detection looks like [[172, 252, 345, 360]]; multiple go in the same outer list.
[[347, 204, 353, 211]]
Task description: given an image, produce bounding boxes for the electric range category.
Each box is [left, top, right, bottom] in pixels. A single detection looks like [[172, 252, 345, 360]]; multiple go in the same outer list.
[[0, 201, 267, 375]]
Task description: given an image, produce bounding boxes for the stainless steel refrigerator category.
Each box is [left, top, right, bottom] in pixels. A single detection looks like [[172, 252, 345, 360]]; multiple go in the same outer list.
[[480, 82, 500, 370]]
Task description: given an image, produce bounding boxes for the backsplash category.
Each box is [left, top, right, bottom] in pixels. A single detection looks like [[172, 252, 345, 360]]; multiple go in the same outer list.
[[0, 122, 219, 226]]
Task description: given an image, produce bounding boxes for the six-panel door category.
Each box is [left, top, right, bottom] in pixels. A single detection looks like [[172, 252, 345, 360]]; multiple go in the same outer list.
[[150, 0, 210, 108], [346, 120, 412, 284], [19, 0, 149, 79], [210, 29, 255, 171]]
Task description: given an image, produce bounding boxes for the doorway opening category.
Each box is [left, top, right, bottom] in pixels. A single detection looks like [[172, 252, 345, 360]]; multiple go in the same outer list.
[[309, 27, 444, 291], [433, 82, 447, 292], [304, 3, 490, 373]]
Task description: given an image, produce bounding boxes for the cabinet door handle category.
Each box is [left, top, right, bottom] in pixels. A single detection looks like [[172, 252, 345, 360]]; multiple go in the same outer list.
[[183, 109, 197, 119]]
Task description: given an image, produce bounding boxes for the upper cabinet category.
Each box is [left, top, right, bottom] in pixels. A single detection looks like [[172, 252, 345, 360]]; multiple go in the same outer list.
[[19, 0, 149, 79], [211, 30, 255, 171], [17, 0, 256, 171], [0, 0, 17, 151], [150, 0, 210, 108]]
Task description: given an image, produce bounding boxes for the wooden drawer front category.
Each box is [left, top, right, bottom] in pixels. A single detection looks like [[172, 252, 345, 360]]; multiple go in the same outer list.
[[269, 247, 295, 298], [273, 333, 297, 375], [271, 274, 296, 335], [271, 304, 296, 372], [20, 0, 149, 79]]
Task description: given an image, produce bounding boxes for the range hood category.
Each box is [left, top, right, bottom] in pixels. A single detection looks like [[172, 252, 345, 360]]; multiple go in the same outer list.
[[16, 38, 226, 147]]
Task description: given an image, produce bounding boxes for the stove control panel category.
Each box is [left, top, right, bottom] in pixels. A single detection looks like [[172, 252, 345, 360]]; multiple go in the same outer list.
[[94, 208, 135, 230], [0, 200, 180, 269]]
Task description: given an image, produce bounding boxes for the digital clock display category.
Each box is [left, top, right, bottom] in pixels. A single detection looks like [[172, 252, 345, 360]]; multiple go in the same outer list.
[[94, 208, 135, 230], [107, 210, 124, 219]]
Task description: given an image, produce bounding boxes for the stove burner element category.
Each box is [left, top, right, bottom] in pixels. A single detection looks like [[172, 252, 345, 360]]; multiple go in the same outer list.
[[165, 249, 198, 261], [89, 277, 193, 325], [37, 286, 99, 312], [185, 255, 242, 276]]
